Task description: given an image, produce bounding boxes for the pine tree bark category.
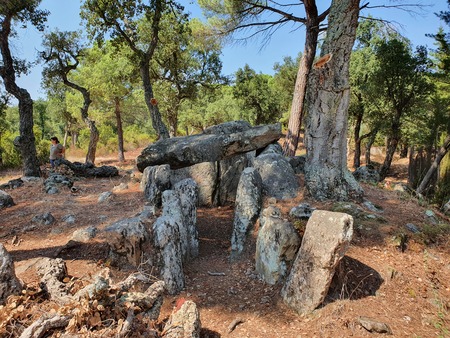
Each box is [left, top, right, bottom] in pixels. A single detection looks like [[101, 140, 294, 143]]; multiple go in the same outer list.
[[303, 0, 363, 201], [282, 1, 327, 157]]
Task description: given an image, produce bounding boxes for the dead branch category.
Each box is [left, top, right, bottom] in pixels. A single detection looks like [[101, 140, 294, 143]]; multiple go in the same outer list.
[[118, 309, 135, 338], [19, 314, 71, 338]]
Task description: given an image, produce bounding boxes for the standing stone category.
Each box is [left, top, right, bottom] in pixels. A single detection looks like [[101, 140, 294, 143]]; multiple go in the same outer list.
[[216, 153, 253, 205], [255, 207, 300, 285], [103, 216, 152, 268], [171, 162, 217, 206], [0, 190, 14, 209], [230, 168, 263, 260], [174, 179, 199, 260], [171, 152, 253, 207], [162, 190, 188, 262], [163, 299, 201, 338], [141, 164, 171, 208], [253, 152, 299, 200], [153, 216, 184, 295], [281, 210, 353, 314], [0, 244, 23, 304]]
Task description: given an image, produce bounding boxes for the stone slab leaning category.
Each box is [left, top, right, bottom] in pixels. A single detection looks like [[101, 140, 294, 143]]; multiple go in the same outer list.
[[281, 210, 353, 314]]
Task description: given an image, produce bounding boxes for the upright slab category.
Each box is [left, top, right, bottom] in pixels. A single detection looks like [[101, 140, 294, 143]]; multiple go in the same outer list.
[[281, 210, 353, 314]]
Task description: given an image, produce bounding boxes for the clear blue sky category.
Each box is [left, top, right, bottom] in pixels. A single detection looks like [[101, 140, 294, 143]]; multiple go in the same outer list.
[[12, 0, 448, 100]]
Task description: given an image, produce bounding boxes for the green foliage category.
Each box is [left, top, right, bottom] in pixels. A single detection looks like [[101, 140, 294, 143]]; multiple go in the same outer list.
[[272, 54, 299, 123], [178, 86, 240, 134], [36, 139, 51, 165], [0, 130, 20, 168], [233, 65, 281, 125], [123, 125, 154, 148], [419, 222, 450, 245]]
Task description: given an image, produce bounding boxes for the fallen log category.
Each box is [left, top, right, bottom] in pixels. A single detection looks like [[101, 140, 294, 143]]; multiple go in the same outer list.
[[19, 314, 71, 338]]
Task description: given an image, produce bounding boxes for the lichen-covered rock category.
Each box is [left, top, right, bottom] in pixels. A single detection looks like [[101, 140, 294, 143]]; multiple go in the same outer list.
[[282, 210, 353, 314], [152, 216, 184, 295], [163, 299, 201, 338], [136, 122, 282, 171], [352, 165, 380, 183], [141, 165, 172, 208], [255, 208, 300, 284], [0, 244, 23, 304], [253, 152, 299, 200], [230, 168, 262, 260], [0, 190, 14, 209], [174, 179, 199, 260], [103, 215, 152, 268]]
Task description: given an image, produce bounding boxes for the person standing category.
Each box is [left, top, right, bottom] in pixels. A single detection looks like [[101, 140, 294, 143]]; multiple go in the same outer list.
[[49, 137, 65, 168]]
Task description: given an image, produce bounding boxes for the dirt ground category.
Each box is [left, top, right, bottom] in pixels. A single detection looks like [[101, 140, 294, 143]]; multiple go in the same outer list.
[[0, 149, 449, 337]]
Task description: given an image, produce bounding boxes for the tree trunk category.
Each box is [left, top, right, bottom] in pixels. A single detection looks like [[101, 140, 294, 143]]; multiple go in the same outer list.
[[352, 96, 364, 169], [364, 127, 378, 166], [62, 77, 98, 164], [84, 118, 99, 165], [282, 1, 322, 157], [303, 0, 363, 201], [416, 134, 450, 195], [63, 128, 69, 148], [379, 116, 401, 180], [0, 15, 40, 177], [140, 58, 169, 140], [379, 135, 399, 180], [114, 97, 125, 162], [399, 142, 408, 158]]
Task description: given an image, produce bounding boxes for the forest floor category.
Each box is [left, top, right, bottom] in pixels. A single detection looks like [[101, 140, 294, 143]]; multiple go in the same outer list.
[[0, 148, 449, 337]]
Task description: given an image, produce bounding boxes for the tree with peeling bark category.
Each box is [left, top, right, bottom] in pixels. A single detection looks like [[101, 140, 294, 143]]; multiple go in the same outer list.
[[81, 0, 189, 140], [303, 0, 364, 201], [41, 30, 99, 165], [0, 0, 47, 177]]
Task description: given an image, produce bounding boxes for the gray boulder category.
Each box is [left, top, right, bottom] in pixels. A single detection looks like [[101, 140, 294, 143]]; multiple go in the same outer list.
[[0, 244, 23, 304], [44, 174, 73, 194], [289, 155, 306, 174], [163, 300, 201, 338], [103, 215, 152, 268], [32, 212, 56, 226], [289, 203, 316, 220], [173, 179, 199, 260], [230, 168, 263, 260], [0, 190, 14, 209], [255, 207, 300, 284], [141, 164, 172, 207], [152, 216, 184, 295], [352, 165, 380, 183], [282, 210, 353, 314], [35, 258, 68, 303], [253, 152, 299, 200]]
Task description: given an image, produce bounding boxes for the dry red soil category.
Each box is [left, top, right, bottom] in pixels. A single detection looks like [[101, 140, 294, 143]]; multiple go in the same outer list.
[[0, 150, 449, 337]]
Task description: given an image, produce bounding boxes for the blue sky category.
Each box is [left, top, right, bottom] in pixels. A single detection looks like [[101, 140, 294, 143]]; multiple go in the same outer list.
[[12, 0, 449, 100]]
